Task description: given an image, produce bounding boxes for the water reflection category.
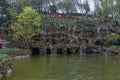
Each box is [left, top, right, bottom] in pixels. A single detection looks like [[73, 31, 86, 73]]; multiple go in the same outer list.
[[1, 55, 120, 80]]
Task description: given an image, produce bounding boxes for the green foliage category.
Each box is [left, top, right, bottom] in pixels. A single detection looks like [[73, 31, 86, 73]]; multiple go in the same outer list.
[[101, 0, 110, 22], [0, 16, 8, 26], [7, 7, 18, 19], [12, 7, 43, 41], [0, 0, 11, 25], [0, 0, 10, 14], [57, 1, 77, 13], [101, 0, 120, 24], [0, 48, 21, 54], [0, 54, 9, 61], [105, 33, 120, 46], [41, 14, 86, 24], [50, 5, 57, 13], [0, 48, 21, 61]]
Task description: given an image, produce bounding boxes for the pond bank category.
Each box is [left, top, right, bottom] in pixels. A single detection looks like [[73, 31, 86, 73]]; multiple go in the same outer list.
[[0, 48, 31, 59], [0, 49, 31, 79], [0, 54, 12, 79], [7, 49, 31, 59]]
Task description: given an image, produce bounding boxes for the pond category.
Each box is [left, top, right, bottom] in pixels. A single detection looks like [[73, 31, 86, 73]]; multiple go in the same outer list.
[[1, 55, 120, 80]]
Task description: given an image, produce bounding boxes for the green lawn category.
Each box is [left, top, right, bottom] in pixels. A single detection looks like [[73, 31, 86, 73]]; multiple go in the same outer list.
[[0, 54, 9, 61], [0, 48, 21, 61], [43, 18, 78, 24], [41, 14, 82, 24], [41, 14, 93, 24], [0, 48, 21, 54]]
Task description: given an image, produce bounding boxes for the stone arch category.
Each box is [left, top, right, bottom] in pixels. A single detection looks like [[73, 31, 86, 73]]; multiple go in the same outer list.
[[75, 48, 79, 54]]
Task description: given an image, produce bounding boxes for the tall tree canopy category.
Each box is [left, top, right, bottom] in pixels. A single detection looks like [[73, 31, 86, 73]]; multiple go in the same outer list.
[[0, 0, 11, 25], [0, 0, 10, 14], [50, 5, 57, 14], [100, 0, 120, 25], [57, 0, 77, 14]]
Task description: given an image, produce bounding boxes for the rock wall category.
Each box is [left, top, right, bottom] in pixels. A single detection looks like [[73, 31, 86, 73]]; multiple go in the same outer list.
[[8, 23, 120, 55], [30, 23, 113, 55], [0, 59, 13, 78]]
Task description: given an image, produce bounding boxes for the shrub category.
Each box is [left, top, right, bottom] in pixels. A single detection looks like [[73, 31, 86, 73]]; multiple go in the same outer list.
[[105, 33, 120, 46]]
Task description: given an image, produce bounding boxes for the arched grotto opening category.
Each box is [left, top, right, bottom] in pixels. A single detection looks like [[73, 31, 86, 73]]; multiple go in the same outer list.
[[31, 48, 40, 55], [57, 48, 63, 55], [46, 48, 51, 55], [66, 48, 71, 55]]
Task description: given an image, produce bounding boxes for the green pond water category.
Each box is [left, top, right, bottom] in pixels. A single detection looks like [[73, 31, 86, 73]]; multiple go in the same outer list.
[[1, 55, 120, 80]]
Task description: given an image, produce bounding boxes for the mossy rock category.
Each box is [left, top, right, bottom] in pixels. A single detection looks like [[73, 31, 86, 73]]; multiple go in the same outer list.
[[0, 54, 9, 62], [105, 33, 120, 46]]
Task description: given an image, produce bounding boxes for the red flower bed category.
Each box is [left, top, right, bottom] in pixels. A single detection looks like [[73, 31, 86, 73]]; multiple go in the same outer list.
[[49, 15, 75, 19]]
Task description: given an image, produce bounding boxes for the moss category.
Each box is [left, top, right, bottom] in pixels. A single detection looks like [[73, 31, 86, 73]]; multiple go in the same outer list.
[[105, 33, 120, 46], [0, 48, 21, 54], [0, 48, 23, 61], [0, 48, 30, 58], [0, 54, 9, 62], [109, 46, 120, 50]]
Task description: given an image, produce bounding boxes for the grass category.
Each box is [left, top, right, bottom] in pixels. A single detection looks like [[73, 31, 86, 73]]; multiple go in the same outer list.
[[42, 18, 78, 24], [0, 48, 21, 54], [109, 46, 120, 50], [41, 14, 94, 24], [0, 48, 21, 61], [0, 54, 9, 61], [41, 14, 83, 24]]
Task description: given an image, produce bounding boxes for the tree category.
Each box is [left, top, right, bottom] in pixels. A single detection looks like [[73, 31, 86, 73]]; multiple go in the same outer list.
[[112, 0, 120, 25], [0, 0, 11, 25], [100, 0, 120, 25], [50, 5, 57, 14], [57, 1, 66, 14], [0, 0, 10, 14], [75, 0, 84, 20], [83, 1, 90, 20], [30, 0, 44, 13], [105, 33, 120, 46], [100, 0, 108, 22], [94, 0, 102, 20], [64, 0, 77, 13], [7, 7, 18, 19], [12, 7, 43, 42], [57, 0, 77, 14]]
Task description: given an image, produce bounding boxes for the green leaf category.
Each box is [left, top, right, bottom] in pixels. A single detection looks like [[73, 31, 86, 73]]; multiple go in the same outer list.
[[11, 7, 43, 41]]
